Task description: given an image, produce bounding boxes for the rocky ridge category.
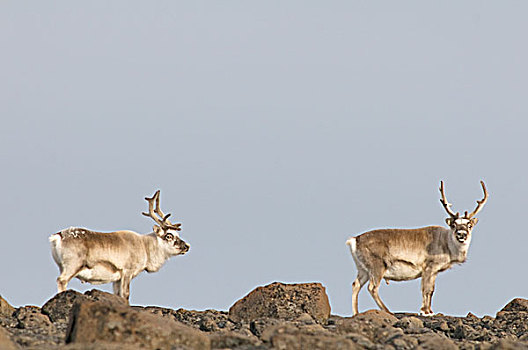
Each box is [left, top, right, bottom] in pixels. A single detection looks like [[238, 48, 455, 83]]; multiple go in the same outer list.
[[0, 283, 527, 349]]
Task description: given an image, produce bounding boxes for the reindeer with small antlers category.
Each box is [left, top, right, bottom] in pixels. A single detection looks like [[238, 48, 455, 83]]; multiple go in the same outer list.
[[49, 190, 189, 301], [346, 181, 488, 316]]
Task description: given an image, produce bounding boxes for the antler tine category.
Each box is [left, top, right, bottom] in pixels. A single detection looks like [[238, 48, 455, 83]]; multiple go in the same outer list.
[[467, 181, 489, 218], [439, 181, 459, 218], [142, 190, 165, 227], [154, 192, 167, 221]]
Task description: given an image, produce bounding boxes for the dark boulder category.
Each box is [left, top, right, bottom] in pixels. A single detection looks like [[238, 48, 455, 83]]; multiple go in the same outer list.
[[66, 298, 210, 350], [42, 290, 126, 326], [500, 298, 528, 313], [228, 282, 331, 324]]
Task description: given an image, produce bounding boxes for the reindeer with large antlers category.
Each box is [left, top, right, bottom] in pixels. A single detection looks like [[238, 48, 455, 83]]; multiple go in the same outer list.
[[346, 181, 488, 316], [49, 190, 189, 301]]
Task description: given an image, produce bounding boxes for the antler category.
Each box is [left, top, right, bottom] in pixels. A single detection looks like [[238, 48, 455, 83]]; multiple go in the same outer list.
[[466, 181, 489, 218], [439, 181, 459, 218], [142, 190, 181, 231]]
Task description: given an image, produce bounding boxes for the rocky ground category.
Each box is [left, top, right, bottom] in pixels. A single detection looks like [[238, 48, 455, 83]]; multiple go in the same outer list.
[[1, 282, 527, 349]]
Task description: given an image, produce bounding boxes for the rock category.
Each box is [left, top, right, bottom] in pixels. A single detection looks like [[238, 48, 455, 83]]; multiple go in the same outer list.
[[415, 332, 458, 350], [261, 322, 330, 343], [272, 333, 358, 350], [66, 299, 210, 350], [500, 298, 528, 313], [137, 306, 238, 333], [42, 289, 126, 326], [25, 343, 144, 350], [336, 310, 398, 341], [250, 318, 285, 338], [263, 322, 358, 349], [228, 282, 331, 324], [295, 313, 316, 325], [208, 331, 260, 349], [395, 316, 424, 332], [41, 291, 84, 326], [391, 334, 419, 350], [488, 339, 528, 349], [13, 307, 55, 333], [342, 332, 376, 349], [0, 296, 15, 318], [0, 326, 18, 350]]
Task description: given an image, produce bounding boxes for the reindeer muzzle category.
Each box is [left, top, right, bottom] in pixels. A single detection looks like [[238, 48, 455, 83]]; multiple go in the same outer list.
[[455, 230, 468, 243], [179, 242, 190, 254]]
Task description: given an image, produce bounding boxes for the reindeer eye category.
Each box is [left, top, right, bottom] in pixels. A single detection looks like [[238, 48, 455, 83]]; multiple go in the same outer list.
[[165, 233, 174, 240]]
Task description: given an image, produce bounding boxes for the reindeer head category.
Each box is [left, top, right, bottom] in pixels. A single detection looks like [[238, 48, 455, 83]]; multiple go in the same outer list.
[[143, 190, 190, 255], [439, 181, 488, 243]]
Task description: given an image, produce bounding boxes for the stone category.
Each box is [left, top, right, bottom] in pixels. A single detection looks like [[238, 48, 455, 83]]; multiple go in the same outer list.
[[415, 332, 458, 350], [42, 289, 126, 326], [13, 306, 55, 333], [66, 299, 210, 350], [228, 282, 331, 324], [500, 298, 528, 313], [137, 306, 238, 333], [0, 326, 18, 350], [263, 322, 359, 350], [295, 312, 316, 325], [395, 316, 424, 332], [488, 339, 528, 350], [250, 318, 285, 338], [336, 310, 398, 341], [208, 331, 260, 349], [271, 333, 358, 350], [0, 296, 15, 318], [25, 343, 144, 350]]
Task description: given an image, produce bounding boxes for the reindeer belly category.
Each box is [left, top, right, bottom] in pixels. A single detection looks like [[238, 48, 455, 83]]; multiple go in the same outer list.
[[384, 261, 422, 281], [76, 265, 121, 285]]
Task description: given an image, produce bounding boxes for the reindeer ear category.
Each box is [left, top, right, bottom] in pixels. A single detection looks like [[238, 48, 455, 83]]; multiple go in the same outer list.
[[153, 225, 163, 236], [445, 218, 454, 227], [470, 217, 479, 225]]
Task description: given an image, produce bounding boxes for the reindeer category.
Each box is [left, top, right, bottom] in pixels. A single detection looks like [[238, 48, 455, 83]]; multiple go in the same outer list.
[[346, 181, 488, 316], [49, 190, 189, 302]]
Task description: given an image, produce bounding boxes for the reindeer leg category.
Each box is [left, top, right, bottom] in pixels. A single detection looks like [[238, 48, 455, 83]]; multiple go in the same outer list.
[[367, 262, 391, 314], [352, 269, 369, 316], [112, 280, 121, 295], [57, 262, 83, 293], [118, 272, 133, 303], [420, 269, 437, 316]]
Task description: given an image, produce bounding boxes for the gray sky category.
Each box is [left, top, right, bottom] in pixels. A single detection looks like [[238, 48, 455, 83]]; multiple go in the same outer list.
[[1, 2, 526, 317]]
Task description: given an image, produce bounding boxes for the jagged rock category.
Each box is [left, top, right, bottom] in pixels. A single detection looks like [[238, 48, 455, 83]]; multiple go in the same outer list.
[[0, 326, 18, 350], [42, 290, 125, 327], [500, 298, 528, 312], [336, 310, 398, 341], [495, 309, 528, 339], [261, 322, 358, 349], [342, 332, 375, 349], [228, 282, 331, 324], [394, 316, 424, 332], [208, 331, 261, 349], [66, 299, 210, 350], [250, 318, 285, 338], [415, 332, 458, 350], [136, 306, 240, 334], [13, 307, 55, 333], [1, 296, 15, 318]]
